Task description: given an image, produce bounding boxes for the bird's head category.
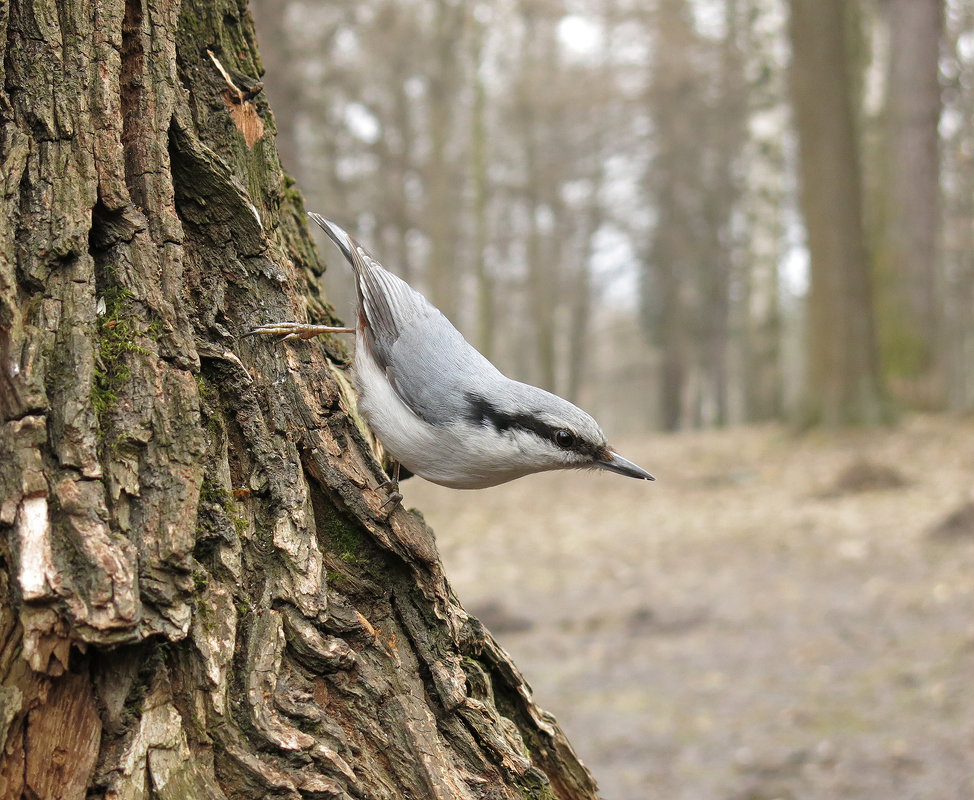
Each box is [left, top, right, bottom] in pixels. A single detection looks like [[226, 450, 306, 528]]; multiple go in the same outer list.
[[461, 383, 654, 484]]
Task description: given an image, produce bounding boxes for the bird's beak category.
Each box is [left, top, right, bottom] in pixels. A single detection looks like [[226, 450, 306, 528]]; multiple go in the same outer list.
[[596, 449, 655, 481]]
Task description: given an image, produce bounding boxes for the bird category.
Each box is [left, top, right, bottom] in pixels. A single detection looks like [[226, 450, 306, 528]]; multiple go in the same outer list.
[[249, 213, 654, 506]]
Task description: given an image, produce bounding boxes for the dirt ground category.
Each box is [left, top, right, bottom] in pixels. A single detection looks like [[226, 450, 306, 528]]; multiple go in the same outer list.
[[402, 415, 974, 800]]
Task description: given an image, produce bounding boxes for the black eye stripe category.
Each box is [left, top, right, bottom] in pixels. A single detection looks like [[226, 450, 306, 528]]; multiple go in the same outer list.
[[464, 394, 599, 457], [465, 394, 558, 441]]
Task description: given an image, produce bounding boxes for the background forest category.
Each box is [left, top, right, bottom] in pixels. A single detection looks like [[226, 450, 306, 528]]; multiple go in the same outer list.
[[245, 2, 974, 799], [250, 0, 972, 433]]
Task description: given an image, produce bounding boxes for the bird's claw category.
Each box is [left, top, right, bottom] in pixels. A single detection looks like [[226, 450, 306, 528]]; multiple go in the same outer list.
[[380, 490, 403, 512], [245, 322, 355, 341], [376, 476, 402, 513]]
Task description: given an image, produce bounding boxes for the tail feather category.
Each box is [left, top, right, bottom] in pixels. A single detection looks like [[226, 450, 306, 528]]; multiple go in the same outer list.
[[307, 210, 402, 356], [308, 212, 354, 265]]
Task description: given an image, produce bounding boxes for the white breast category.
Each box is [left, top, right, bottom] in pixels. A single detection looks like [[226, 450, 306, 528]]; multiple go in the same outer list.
[[352, 338, 550, 489]]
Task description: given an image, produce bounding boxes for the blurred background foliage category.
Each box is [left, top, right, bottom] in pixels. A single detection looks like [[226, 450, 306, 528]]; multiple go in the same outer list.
[[249, 0, 973, 433]]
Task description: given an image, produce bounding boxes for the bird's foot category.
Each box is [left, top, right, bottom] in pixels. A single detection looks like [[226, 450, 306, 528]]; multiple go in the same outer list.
[[380, 489, 403, 513], [377, 461, 403, 513], [376, 477, 402, 512], [245, 322, 355, 341]]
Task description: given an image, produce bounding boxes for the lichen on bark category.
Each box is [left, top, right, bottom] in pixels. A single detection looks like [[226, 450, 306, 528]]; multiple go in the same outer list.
[[0, 0, 601, 798]]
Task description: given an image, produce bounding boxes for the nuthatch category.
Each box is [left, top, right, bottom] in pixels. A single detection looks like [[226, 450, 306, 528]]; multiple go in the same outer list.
[[250, 213, 654, 506]]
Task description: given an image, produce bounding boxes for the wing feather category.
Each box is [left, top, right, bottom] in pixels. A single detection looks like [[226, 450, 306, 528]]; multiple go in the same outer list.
[[309, 213, 500, 425]]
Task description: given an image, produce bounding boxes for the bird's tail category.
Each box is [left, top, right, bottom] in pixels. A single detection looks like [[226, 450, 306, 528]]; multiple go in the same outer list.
[[308, 212, 354, 265], [307, 211, 398, 338]]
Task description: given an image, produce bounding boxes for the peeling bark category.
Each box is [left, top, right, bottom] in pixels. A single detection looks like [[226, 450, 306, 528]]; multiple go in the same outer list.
[[0, 1, 600, 798]]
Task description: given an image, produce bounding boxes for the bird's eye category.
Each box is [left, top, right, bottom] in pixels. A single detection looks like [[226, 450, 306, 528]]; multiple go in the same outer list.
[[554, 429, 576, 449]]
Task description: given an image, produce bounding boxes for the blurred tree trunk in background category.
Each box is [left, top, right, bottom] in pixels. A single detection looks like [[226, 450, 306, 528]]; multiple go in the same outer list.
[[736, 0, 788, 424], [788, 0, 887, 426], [642, 0, 748, 430], [0, 0, 602, 797], [470, 6, 496, 362], [565, 52, 611, 408], [372, 2, 422, 288], [702, 0, 749, 427], [426, 0, 466, 321], [517, 2, 560, 393], [642, 0, 701, 431], [876, 0, 945, 408], [941, 0, 974, 412]]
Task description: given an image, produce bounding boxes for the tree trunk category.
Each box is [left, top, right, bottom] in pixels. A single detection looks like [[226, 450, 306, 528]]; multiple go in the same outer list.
[[470, 6, 495, 363], [876, 0, 944, 407], [642, 0, 701, 431], [941, 1, 974, 412], [789, 0, 887, 426], [425, 0, 465, 322], [517, 3, 559, 395], [0, 2, 600, 799]]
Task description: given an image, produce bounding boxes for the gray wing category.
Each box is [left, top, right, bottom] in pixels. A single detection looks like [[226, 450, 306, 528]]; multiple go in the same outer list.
[[310, 213, 501, 425], [309, 212, 409, 349]]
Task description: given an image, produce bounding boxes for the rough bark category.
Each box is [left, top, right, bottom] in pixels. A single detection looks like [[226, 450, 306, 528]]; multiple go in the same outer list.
[[0, 1, 601, 798]]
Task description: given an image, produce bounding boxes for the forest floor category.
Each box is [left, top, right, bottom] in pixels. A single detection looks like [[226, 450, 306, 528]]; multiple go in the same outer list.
[[403, 414, 974, 800]]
